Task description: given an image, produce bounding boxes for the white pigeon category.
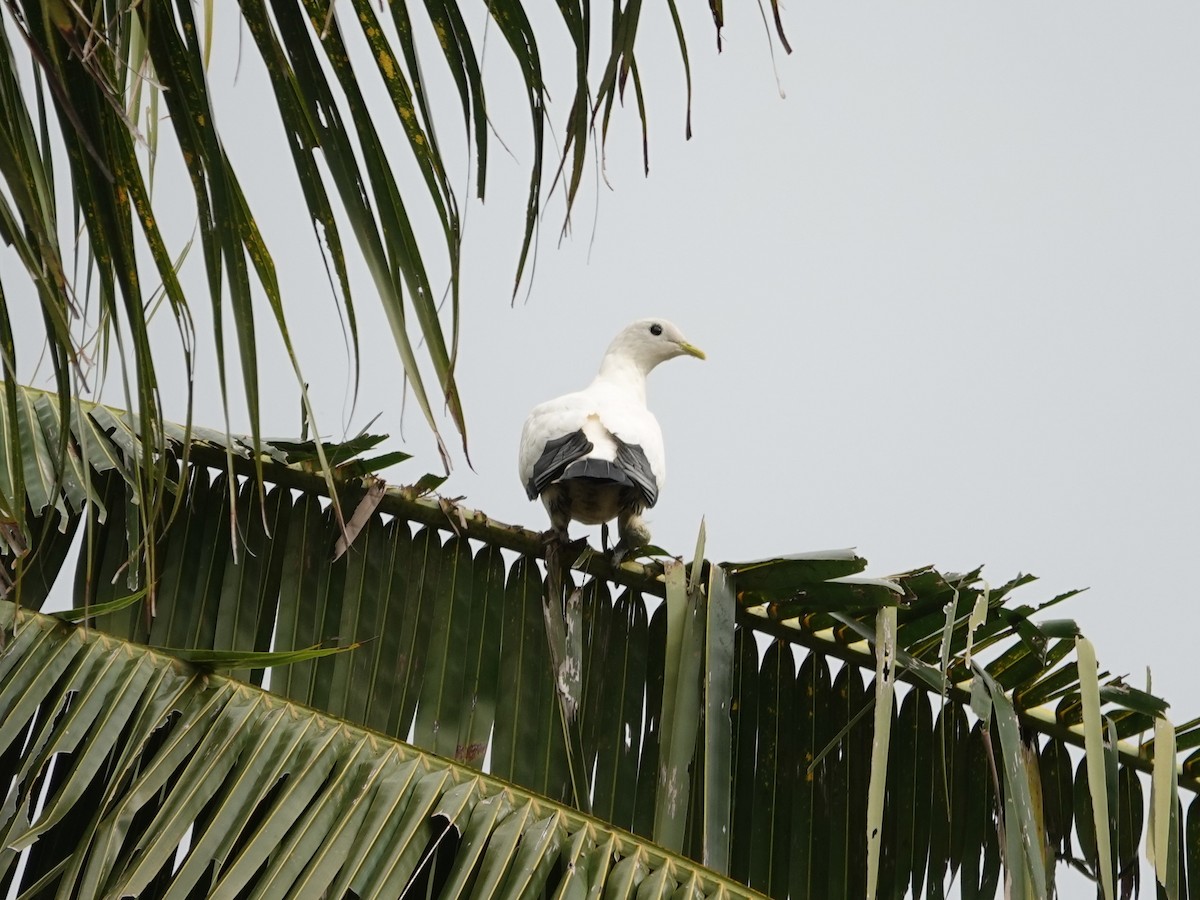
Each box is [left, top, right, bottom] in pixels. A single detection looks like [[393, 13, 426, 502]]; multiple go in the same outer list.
[[519, 318, 705, 548]]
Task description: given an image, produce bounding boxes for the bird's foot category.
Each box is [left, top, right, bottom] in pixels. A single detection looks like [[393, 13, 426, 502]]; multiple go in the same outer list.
[[542, 529, 589, 567], [541, 527, 567, 548], [608, 538, 649, 567]]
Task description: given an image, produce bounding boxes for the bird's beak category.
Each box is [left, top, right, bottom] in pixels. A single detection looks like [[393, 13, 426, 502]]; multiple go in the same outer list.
[[677, 341, 706, 360]]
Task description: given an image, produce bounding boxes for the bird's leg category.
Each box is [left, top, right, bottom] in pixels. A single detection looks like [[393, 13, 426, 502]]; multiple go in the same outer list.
[[545, 493, 596, 565], [613, 510, 652, 565], [543, 500, 573, 551], [542, 527, 588, 570], [601, 522, 611, 553]]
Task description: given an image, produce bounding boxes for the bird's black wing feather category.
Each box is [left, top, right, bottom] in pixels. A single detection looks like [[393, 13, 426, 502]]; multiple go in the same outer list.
[[561, 458, 633, 486], [614, 439, 659, 508], [527, 430, 593, 499]]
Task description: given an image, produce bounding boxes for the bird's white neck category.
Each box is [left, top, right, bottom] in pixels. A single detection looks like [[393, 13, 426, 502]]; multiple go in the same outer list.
[[594, 354, 650, 405]]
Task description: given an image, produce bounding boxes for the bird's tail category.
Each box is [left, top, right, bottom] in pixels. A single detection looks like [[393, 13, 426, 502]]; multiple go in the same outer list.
[[560, 459, 634, 486]]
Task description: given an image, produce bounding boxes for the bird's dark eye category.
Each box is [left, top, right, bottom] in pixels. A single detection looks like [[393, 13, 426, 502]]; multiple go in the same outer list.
[[649, 323, 663, 336]]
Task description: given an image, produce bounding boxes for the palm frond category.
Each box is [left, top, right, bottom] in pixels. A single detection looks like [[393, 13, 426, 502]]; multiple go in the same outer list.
[[1, 382, 1196, 900], [0, 601, 768, 899]]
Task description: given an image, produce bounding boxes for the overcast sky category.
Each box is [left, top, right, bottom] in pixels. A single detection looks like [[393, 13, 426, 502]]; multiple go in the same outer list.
[[6, 4, 1198, 896]]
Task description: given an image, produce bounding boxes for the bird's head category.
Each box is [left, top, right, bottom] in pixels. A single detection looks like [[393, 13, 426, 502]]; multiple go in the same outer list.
[[604, 318, 706, 374]]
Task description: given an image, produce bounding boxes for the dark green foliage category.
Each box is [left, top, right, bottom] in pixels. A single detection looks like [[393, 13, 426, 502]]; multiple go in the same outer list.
[[1, 392, 1196, 899]]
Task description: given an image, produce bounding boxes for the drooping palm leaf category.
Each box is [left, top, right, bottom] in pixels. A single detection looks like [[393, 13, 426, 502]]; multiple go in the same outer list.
[[1, 382, 1196, 899], [0, 601, 769, 899]]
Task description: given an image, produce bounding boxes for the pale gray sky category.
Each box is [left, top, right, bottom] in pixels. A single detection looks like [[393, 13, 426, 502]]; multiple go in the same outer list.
[[6, 4, 1198, 896]]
